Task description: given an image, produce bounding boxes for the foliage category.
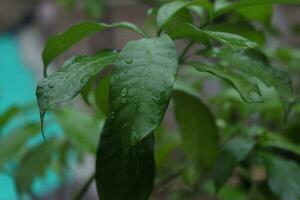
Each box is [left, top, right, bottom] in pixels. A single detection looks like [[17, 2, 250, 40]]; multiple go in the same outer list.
[[2, 0, 300, 199]]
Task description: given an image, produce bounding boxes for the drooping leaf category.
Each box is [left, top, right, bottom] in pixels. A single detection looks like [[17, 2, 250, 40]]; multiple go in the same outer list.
[[261, 154, 300, 200], [95, 74, 111, 115], [192, 48, 295, 118], [54, 107, 103, 154], [157, 0, 213, 32], [211, 137, 256, 191], [15, 140, 59, 194], [109, 34, 178, 143], [168, 23, 258, 50], [0, 123, 40, 168], [96, 118, 155, 200], [36, 52, 118, 135], [214, 0, 300, 18], [173, 83, 219, 174], [42, 21, 146, 76]]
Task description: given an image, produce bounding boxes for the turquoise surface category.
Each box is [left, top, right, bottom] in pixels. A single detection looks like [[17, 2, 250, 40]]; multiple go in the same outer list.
[[0, 34, 60, 199]]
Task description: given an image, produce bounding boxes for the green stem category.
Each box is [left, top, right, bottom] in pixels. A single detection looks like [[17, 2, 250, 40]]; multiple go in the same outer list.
[[179, 41, 194, 64], [74, 173, 95, 200]]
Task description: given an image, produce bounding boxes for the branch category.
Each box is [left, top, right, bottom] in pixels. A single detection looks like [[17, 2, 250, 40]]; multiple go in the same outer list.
[[74, 173, 95, 200]]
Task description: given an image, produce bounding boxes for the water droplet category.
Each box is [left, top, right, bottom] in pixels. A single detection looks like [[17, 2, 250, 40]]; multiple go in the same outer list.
[[114, 75, 120, 81], [80, 76, 90, 84], [141, 86, 145, 89], [122, 98, 127, 104], [126, 58, 133, 64], [121, 88, 128, 97], [129, 91, 134, 97], [48, 83, 54, 89], [111, 112, 115, 119], [246, 42, 257, 48], [124, 69, 128, 73]]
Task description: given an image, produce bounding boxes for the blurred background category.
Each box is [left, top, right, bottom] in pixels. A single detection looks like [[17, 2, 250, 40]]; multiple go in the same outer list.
[[0, 0, 300, 199]]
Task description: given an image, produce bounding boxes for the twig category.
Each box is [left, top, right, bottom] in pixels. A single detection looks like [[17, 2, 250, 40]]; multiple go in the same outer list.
[[74, 173, 95, 200]]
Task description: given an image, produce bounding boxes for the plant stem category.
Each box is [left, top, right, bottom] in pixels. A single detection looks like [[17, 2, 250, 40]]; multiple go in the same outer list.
[[179, 41, 194, 64], [74, 173, 95, 200]]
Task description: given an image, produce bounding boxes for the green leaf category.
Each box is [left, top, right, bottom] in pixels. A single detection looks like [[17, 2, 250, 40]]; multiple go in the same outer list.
[[42, 21, 146, 76], [261, 154, 300, 200], [168, 23, 258, 50], [54, 107, 103, 154], [260, 132, 300, 156], [96, 118, 155, 200], [211, 137, 255, 191], [36, 52, 118, 135], [156, 0, 213, 32], [95, 74, 110, 115], [192, 48, 295, 119], [109, 34, 178, 143], [15, 140, 59, 193], [84, 0, 104, 19], [191, 62, 262, 103], [0, 124, 40, 168], [214, 0, 300, 18], [173, 83, 219, 173]]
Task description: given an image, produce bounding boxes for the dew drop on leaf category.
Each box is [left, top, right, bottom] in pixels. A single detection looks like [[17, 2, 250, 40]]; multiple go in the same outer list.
[[126, 58, 133, 64]]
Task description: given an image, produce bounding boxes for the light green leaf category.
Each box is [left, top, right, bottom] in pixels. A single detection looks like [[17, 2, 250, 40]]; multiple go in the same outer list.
[[168, 23, 258, 50], [173, 84, 219, 174], [36, 52, 118, 135], [0, 124, 40, 168], [214, 0, 300, 18], [96, 118, 155, 200], [54, 107, 103, 154], [261, 154, 300, 200], [156, 0, 213, 32], [192, 48, 295, 119], [109, 34, 178, 143], [42, 21, 146, 76], [15, 140, 59, 193], [211, 137, 255, 191]]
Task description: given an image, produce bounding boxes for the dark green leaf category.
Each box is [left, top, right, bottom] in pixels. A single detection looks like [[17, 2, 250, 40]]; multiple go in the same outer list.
[[214, 0, 300, 18], [95, 74, 111, 115], [96, 118, 155, 200], [173, 83, 219, 173], [156, 0, 213, 32], [36, 52, 118, 135], [15, 140, 59, 193], [168, 23, 258, 50], [109, 34, 178, 143], [192, 48, 295, 118], [261, 154, 300, 200], [42, 21, 146, 76], [211, 137, 255, 191]]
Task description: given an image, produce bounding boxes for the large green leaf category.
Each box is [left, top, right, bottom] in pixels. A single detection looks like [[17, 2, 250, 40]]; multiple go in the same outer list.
[[211, 137, 256, 191], [173, 83, 219, 173], [168, 23, 258, 50], [42, 21, 146, 76], [109, 34, 178, 143], [157, 0, 213, 32], [15, 140, 59, 194], [96, 118, 155, 200], [261, 154, 300, 200], [36, 52, 118, 135], [0, 124, 40, 168], [192, 48, 295, 118], [214, 0, 300, 18]]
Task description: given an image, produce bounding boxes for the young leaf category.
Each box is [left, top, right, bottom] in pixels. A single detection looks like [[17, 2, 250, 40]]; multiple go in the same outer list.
[[214, 0, 300, 18], [192, 48, 295, 118], [211, 137, 256, 191], [109, 34, 178, 143], [173, 83, 219, 174], [36, 52, 118, 135], [168, 23, 258, 50], [42, 21, 146, 76], [261, 154, 300, 200], [157, 0, 213, 32], [96, 118, 155, 200]]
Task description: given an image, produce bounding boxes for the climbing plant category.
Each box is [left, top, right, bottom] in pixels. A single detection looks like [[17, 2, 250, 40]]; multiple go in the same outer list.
[[33, 0, 300, 199]]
